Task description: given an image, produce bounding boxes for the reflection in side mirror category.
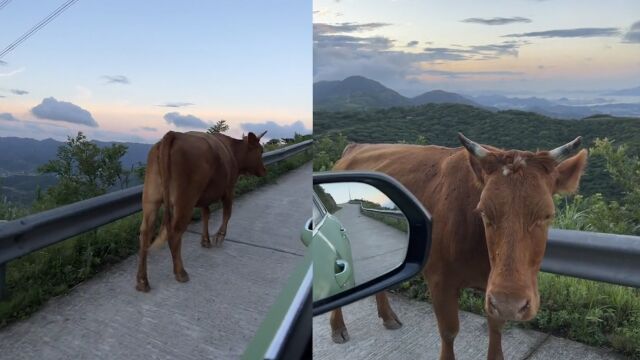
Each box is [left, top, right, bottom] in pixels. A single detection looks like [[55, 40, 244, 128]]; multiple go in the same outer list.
[[310, 182, 409, 302], [310, 171, 432, 315]]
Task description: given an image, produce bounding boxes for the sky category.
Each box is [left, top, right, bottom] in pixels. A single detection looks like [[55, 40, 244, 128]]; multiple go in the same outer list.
[[319, 182, 396, 209], [0, 0, 311, 143], [313, 0, 640, 96]]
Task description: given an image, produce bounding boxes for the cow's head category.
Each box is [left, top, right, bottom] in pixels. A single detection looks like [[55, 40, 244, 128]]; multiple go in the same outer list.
[[459, 133, 587, 322], [241, 131, 268, 177]]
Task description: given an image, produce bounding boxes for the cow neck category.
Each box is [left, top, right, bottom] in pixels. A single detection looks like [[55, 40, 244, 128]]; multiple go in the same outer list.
[[218, 135, 246, 168]]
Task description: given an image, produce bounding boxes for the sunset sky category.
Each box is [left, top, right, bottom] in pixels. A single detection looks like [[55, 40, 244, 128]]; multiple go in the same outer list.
[[0, 0, 311, 143], [314, 0, 640, 96]]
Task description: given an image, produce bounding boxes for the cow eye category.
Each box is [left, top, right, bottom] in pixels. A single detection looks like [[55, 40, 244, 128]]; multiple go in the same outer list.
[[479, 210, 493, 226]]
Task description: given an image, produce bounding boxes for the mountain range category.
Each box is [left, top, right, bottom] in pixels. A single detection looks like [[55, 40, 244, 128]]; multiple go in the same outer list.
[[313, 76, 640, 119], [313, 76, 481, 111], [0, 137, 152, 176]]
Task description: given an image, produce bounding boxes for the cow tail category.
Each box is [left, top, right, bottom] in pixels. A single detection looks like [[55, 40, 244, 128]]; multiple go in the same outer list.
[[150, 131, 175, 250]]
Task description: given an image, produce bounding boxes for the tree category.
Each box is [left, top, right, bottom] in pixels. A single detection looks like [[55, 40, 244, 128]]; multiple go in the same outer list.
[[37, 132, 128, 207], [207, 120, 230, 134]]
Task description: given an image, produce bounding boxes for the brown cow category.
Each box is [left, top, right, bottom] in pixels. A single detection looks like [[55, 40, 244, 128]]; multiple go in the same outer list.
[[135, 130, 267, 292], [329, 133, 587, 360]]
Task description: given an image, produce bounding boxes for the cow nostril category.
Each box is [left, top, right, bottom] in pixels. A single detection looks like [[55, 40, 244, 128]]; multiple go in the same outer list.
[[519, 300, 530, 314]]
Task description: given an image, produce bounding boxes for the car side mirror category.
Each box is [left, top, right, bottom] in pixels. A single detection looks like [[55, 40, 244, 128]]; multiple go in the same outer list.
[[310, 171, 432, 315]]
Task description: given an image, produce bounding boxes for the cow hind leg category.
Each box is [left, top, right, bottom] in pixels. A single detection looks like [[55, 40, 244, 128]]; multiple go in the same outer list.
[[487, 316, 505, 360], [376, 291, 402, 329], [214, 194, 233, 246], [167, 205, 193, 283], [136, 199, 160, 292], [428, 273, 460, 360], [200, 206, 212, 248], [330, 308, 350, 344]]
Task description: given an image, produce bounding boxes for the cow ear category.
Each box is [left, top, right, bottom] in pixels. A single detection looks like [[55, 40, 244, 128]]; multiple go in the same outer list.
[[465, 152, 500, 186], [555, 149, 587, 194], [247, 132, 258, 144]]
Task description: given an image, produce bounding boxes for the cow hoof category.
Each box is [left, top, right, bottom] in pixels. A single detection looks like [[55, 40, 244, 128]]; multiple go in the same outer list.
[[383, 317, 403, 330], [331, 327, 350, 344], [135, 281, 151, 293], [201, 238, 212, 248], [175, 270, 190, 283], [214, 234, 225, 247]]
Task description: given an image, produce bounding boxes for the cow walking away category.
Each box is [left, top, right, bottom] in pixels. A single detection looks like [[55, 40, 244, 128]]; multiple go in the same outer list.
[[136, 130, 268, 292], [330, 133, 587, 360]]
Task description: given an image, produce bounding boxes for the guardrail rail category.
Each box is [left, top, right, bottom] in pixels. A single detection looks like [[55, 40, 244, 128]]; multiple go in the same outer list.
[[0, 139, 312, 298]]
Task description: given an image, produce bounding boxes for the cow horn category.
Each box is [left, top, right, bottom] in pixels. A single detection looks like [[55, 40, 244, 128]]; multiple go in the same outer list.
[[549, 136, 582, 161], [458, 132, 489, 158], [258, 130, 267, 139]]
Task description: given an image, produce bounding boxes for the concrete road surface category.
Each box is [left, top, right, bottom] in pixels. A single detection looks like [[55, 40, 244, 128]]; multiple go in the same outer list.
[[0, 162, 311, 360], [333, 203, 408, 285], [313, 292, 628, 360]]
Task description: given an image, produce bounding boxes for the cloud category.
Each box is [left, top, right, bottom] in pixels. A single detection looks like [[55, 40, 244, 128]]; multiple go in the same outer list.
[[241, 120, 310, 139], [10, 89, 29, 95], [102, 75, 130, 85], [31, 97, 98, 127], [157, 102, 194, 108], [462, 17, 531, 26], [0, 67, 25, 77], [313, 20, 530, 94], [314, 22, 390, 35], [505, 27, 621, 38], [623, 21, 640, 43], [0, 60, 6, 66], [422, 69, 524, 79], [163, 112, 210, 128], [0, 113, 19, 121], [140, 126, 157, 131]]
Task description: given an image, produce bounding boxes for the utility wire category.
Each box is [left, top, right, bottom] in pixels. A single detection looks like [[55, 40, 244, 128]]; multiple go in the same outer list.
[[0, 0, 12, 11], [0, 0, 80, 60]]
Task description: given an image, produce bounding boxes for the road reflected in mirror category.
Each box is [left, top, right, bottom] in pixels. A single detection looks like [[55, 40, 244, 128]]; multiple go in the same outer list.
[[310, 182, 409, 301]]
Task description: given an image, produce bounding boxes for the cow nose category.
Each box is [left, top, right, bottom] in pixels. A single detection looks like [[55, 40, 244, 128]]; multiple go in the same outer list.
[[486, 292, 532, 321]]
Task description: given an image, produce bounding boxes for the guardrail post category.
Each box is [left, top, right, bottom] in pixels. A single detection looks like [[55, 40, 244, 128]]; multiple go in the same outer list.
[[0, 263, 6, 300]]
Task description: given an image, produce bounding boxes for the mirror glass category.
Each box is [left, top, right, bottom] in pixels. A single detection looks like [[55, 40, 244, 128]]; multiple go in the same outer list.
[[308, 182, 409, 301]]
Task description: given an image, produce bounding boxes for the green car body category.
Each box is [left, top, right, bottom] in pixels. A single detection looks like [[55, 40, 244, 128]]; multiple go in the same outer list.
[[305, 193, 356, 301]]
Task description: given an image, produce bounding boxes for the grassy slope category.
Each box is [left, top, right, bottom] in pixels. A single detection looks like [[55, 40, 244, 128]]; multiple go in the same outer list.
[[315, 104, 640, 200]]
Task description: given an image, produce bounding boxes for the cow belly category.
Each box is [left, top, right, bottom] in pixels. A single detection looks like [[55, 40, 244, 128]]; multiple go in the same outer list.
[[196, 189, 224, 207]]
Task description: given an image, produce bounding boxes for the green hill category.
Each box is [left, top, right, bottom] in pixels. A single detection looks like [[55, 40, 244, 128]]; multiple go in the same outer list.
[[314, 104, 640, 200]]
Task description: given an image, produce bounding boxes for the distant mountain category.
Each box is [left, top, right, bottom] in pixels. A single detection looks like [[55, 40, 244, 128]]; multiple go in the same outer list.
[[604, 86, 640, 96], [471, 95, 640, 119], [0, 137, 153, 176], [411, 90, 480, 107], [314, 76, 410, 111], [314, 76, 479, 111]]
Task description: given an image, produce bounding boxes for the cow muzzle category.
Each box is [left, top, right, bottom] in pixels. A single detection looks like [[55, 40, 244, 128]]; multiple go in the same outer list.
[[485, 289, 538, 321]]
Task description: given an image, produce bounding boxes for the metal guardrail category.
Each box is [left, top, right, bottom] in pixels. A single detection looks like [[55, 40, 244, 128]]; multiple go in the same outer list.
[[358, 203, 640, 289], [0, 139, 312, 298], [359, 203, 406, 218], [543, 229, 640, 288]]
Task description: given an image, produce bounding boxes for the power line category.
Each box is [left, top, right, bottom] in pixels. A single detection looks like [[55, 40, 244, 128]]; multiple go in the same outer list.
[[0, 0, 80, 60], [0, 0, 12, 11]]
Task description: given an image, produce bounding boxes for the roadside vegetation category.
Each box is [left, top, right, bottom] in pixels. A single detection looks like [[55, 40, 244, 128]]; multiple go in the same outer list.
[[315, 107, 640, 358], [0, 131, 311, 327]]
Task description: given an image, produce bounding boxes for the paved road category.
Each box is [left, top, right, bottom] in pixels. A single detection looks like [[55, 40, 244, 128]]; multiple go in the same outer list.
[[0, 162, 311, 360], [313, 292, 627, 360], [333, 203, 408, 285]]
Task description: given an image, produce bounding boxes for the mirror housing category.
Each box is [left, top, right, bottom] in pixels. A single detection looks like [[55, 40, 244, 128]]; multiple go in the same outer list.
[[301, 217, 313, 247], [312, 171, 432, 315]]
